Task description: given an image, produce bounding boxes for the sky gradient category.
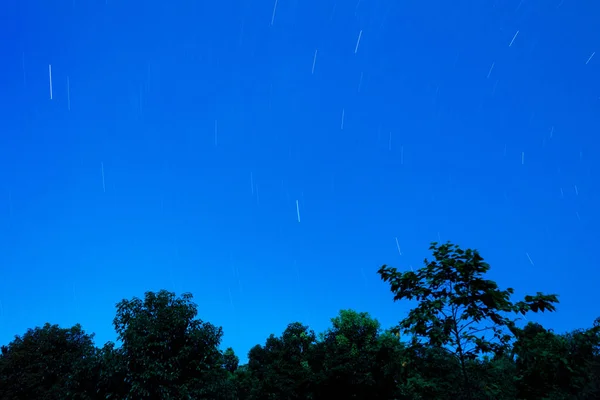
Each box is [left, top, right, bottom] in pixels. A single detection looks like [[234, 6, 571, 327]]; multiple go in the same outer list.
[[1, 0, 599, 362]]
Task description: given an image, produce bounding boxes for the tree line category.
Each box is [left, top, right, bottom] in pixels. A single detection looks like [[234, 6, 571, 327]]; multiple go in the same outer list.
[[1, 242, 598, 399]]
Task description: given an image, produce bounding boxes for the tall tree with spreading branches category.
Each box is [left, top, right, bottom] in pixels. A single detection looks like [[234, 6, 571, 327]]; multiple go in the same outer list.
[[378, 241, 559, 397]]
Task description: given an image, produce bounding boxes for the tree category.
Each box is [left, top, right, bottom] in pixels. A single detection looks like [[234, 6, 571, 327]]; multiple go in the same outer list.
[[246, 322, 317, 400], [0, 323, 97, 400], [513, 319, 600, 399], [463, 354, 517, 400], [312, 310, 384, 399], [112, 290, 230, 399], [371, 331, 407, 399], [231, 364, 255, 400], [94, 342, 129, 399], [378, 241, 559, 397], [223, 347, 239, 374], [395, 341, 463, 400]]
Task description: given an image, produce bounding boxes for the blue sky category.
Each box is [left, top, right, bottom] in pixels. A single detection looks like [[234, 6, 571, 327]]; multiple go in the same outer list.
[[0, 0, 598, 362]]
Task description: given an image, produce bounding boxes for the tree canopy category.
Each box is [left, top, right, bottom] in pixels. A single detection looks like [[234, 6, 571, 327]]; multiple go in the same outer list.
[[378, 242, 559, 397], [1, 241, 598, 399]]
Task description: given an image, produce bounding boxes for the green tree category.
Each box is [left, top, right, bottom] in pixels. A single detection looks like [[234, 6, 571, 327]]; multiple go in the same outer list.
[[513, 319, 600, 399], [0, 323, 97, 400], [395, 342, 463, 400], [231, 364, 256, 400], [223, 347, 239, 374], [463, 355, 517, 400], [94, 342, 129, 399], [371, 330, 407, 399], [113, 290, 231, 399], [565, 319, 600, 397], [378, 241, 558, 397], [312, 310, 384, 399], [246, 322, 317, 400]]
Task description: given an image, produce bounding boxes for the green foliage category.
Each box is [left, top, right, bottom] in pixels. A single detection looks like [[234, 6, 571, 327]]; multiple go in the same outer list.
[[223, 347, 240, 374], [378, 242, 559, 358], [0, 323, 96, 400], [378, 241, 559, 395], [313, 310, 383, 399], [0, 242, 597, 400], [112, 289, 231, 399], [246, 322, 317, 400], [464, 356, 518, 400], [94, 342, 129, 399], [512, 320, 600, 399], [396, 343, 463, 400]]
